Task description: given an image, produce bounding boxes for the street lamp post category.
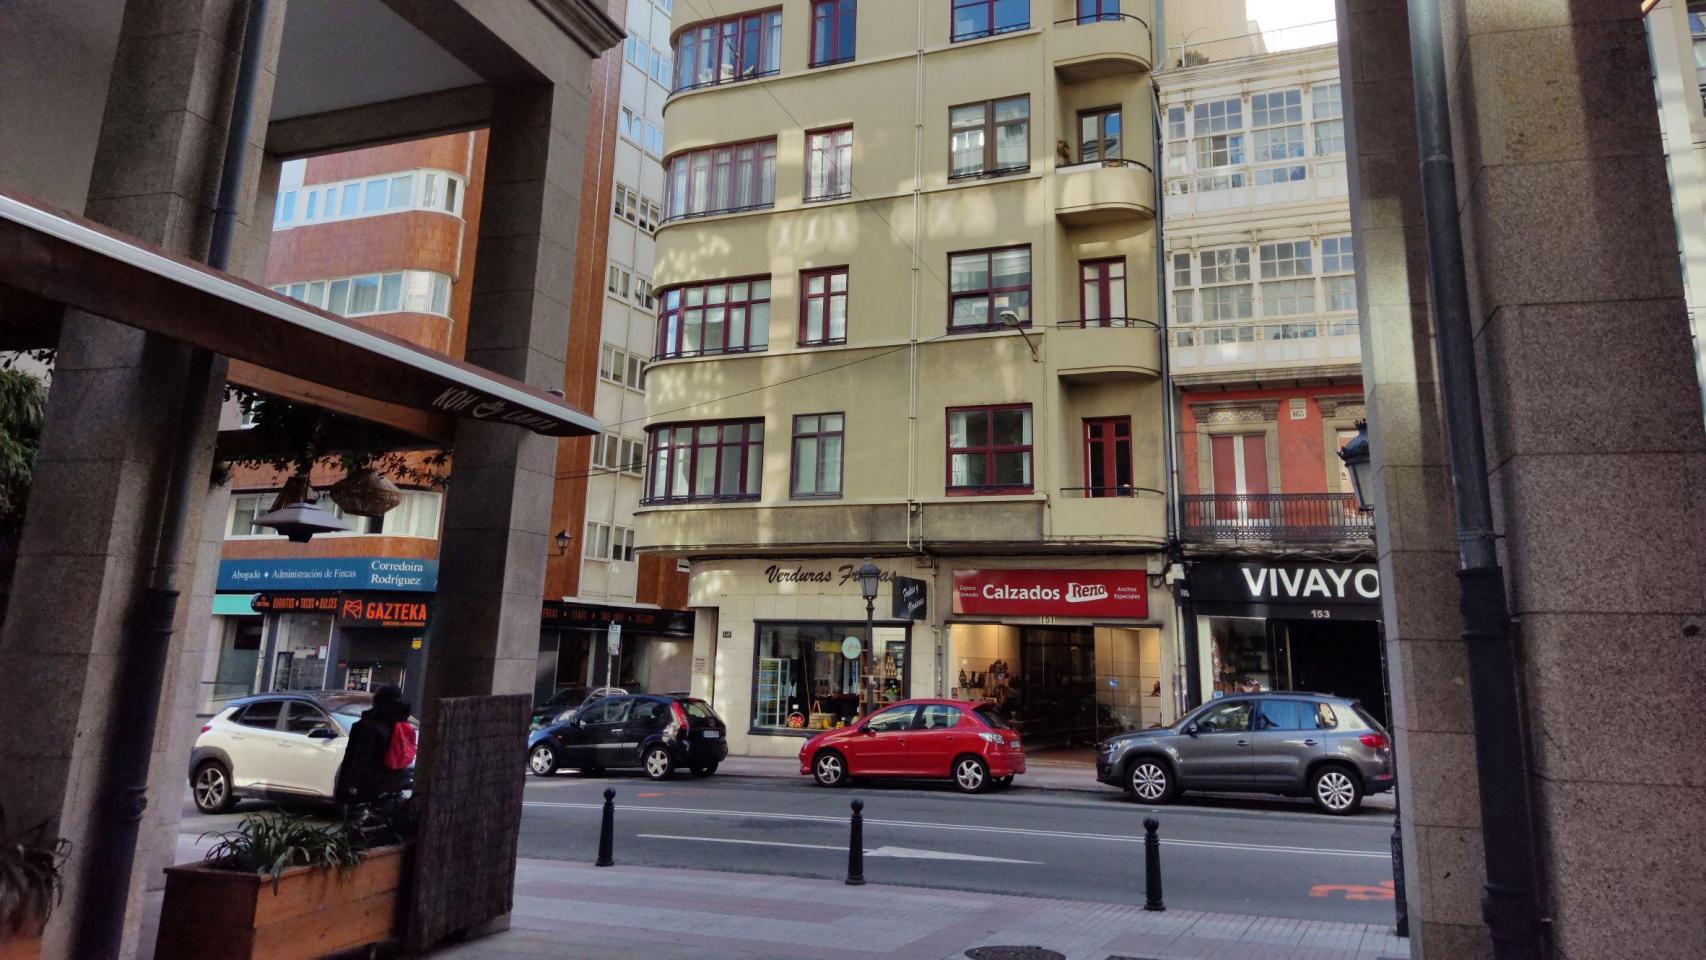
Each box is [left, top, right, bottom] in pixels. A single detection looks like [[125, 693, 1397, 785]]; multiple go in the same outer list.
[[1338, 421, 1408, 938], [855, 558, 880, 710]]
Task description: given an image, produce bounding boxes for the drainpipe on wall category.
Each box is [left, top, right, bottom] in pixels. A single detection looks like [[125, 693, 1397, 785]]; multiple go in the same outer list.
[[73, 2, 269, 957], [1404, 2, 1547, 957]]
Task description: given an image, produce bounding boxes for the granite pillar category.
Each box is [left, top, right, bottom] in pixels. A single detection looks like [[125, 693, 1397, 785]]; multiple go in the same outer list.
[[0, 1, 281, 957]]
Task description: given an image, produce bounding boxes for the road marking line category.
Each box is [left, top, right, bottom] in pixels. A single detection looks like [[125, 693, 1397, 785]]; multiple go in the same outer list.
[[524, 801, 1388, 859], [636, 834, 1040, 864]]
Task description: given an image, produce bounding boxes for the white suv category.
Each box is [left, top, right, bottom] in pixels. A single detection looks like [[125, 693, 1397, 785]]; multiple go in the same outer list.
[[189, 691, 410, 814]]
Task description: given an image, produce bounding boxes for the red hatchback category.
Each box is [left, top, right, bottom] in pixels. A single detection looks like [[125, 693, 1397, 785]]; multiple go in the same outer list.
[[798, 699, 1026, 793]]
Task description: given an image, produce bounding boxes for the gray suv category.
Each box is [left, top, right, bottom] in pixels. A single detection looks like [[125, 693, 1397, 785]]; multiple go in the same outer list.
[[1095, 693, 1394, 814]]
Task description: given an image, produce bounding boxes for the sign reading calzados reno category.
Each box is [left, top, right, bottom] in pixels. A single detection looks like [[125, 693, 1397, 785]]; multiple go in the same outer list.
[[951, 569, 1148, 618]]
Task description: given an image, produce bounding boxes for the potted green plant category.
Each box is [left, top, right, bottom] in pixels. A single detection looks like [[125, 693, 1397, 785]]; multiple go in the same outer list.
[[154, 813, 410, 960], [0, 804, 70, 960]]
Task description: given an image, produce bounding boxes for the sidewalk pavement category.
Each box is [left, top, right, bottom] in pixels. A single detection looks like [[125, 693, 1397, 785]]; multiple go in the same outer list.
[[713, 754, 1397, 812], [429, 859, 1410, 960]]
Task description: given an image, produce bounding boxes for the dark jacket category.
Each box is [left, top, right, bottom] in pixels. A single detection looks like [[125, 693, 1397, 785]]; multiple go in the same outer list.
[[334, 699, 412, 804]]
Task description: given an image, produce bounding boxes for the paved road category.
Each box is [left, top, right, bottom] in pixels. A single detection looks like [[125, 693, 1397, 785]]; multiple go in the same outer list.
[[183, 770, 1398, 926]]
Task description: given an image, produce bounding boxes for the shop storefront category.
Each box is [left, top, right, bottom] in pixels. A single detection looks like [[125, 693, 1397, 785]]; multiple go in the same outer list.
[[536, 601, 695, 703], [1182, 561, 1387, 724], [947, 568, 1167, 747]]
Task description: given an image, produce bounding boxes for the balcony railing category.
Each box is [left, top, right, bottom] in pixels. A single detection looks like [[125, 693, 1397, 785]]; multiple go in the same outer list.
[[1181, 493, 1372, 545]]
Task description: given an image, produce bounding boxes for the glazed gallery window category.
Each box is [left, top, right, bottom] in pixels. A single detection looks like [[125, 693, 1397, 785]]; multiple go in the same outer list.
[[950, 96, 1030, 179], [790, 413, 844, 498], [1078, 107, 1121, 163], [1079, 257, 1126, 325], [1171, 252, 1194, 326], [672, 9, 783, 92], [753, 622, 909, 731], [273, 170, 465, 229], [271, 270, 451, 318], [645, 420, 764, 503], [799, 267, 848, 345], [951, 0, 1029, 42], [948, 246, 1030, 331], [811, 0, 857, 67], [655, 277, 772, 358], [665, 139, 778, 221], [947, 404, 1033, 493], [1198, 247, 1252, 323], [805, 127, 854, 201]]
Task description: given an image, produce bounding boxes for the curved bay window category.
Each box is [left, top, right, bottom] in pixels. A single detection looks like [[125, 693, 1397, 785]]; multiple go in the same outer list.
[[672, 9, 782, 93], [753, 622, 910, 731], [665, 139, 778, 222], [655, 277, 771, 359], [644, 419, 764, 504]]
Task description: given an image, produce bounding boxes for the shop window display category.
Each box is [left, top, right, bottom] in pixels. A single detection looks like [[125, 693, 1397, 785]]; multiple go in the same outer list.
[[1203, 616, 1273, 695], [753, 622, 908, 732]]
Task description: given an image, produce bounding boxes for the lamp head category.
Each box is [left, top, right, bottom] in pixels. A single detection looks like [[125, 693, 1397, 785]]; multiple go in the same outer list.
[[854, 557, 881, 602]]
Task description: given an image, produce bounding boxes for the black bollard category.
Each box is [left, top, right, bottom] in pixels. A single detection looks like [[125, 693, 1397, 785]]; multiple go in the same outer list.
[[596, 787, 615, 867], [1143, 817, 1164, 911], [845, 799, 866, 885]]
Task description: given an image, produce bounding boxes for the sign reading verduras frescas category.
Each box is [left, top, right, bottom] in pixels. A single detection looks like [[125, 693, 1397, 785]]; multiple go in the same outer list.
[[950, 569, 1148, 618]]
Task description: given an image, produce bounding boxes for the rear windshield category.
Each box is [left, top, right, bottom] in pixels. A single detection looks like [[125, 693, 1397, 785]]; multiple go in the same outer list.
[[682, 699, 718, 721], [974, 706, 1013, 730], [1350, 703, 1385, 733]]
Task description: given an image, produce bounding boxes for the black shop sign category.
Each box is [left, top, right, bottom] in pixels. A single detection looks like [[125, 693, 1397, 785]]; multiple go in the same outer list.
[[1186, 562, 1382, 621]]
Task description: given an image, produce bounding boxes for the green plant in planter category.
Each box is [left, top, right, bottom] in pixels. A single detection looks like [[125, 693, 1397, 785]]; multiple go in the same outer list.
[[201, 813, 361, 892], [0, 804, 71, 936]]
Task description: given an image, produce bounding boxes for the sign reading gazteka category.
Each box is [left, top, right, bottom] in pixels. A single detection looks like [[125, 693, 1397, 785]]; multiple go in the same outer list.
[[950, 569, 1147, 618]]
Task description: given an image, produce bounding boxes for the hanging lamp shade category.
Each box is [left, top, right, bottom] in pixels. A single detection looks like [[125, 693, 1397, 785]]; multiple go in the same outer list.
[[328, 466, 402, 518], [268, 473, 317, 513], [254, 499, 351, 543]]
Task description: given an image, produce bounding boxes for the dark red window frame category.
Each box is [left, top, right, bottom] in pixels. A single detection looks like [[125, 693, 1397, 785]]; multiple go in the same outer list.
[[946, 403, 1034, 495], [1083, 416, 1133, 497], [790, 412, 845, 499], [1076, 0, 1122, 24], [664, 137, 778, 222], [644, 419, 765, 504], [1077, 256, 1127, 326], [671, 8, 783, 93], [655, 275, 772, 359], [951, 0, 1030, 42], [948, 244, 1032, 333], [810, 0, 857, 67], [804, 125, 854, 202], [799, 266, 849, 346]]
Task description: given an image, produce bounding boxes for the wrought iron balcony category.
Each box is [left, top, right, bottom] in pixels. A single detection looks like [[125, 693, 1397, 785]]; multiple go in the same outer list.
[[1180, 493, 1372, 545]]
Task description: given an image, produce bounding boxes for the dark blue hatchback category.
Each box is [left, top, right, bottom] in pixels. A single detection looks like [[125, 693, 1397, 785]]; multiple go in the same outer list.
[[526, 694, 728, 781]]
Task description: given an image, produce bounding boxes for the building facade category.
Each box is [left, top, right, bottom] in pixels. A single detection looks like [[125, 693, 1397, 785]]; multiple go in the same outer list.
[[641, 0, 1171, 758], [1158, 42, 1383, 720]]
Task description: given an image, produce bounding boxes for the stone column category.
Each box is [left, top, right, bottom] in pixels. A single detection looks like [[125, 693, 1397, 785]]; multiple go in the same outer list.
[[1444, 3, 1706, 957], [419, 80, 589, 716], [0, 2, 281, 957], [1337, 1, 1492, 955]]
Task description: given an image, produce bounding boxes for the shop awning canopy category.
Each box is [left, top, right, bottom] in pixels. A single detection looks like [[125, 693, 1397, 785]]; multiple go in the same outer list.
[[0, 189, 599, 438]]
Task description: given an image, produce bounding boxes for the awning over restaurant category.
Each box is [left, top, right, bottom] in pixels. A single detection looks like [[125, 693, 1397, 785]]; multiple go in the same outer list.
[[0, 189, 599, 438]]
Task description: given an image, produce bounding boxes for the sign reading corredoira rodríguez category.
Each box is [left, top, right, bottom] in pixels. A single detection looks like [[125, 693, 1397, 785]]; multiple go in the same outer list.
[[950, 569, 1148, 618]]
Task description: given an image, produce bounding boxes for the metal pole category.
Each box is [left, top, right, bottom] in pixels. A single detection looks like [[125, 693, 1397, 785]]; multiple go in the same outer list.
[[1142, 817, 1164, 911], [72, 3, 266, 957], [596, 788, 615, 866], [1404, 2, 1545, 957], [845, 799, 866, 885]]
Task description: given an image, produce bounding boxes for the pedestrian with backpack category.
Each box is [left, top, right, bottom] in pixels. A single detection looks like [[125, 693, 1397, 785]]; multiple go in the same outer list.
[[334, 684, 416, 812]]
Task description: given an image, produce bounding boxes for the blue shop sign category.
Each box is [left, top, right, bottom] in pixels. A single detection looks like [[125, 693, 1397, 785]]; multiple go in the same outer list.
[[216, 557, 437, 593]]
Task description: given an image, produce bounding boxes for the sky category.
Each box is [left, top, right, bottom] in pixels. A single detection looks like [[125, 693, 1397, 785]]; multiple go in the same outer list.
[[1244, 0, 1339, 51]]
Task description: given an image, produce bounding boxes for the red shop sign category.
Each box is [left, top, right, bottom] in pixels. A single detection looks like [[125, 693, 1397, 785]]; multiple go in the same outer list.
[[951, 569, 1148, 618]]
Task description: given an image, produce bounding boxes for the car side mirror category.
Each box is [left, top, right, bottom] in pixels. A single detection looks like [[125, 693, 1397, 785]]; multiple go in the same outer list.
[[858, 724, 874, 735], [1184, 722, 1199, 736], [308, 726, 337, 740]]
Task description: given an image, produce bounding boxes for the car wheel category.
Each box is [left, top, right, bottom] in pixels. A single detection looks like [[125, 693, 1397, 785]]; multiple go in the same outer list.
[[1311, 764, 1362, 814], [691, 763, 718, 777], [643, 746, 674, 781], [192, 761, 235, 814], [953, 755, 990, 794], [813, 750, 848, 787], [528, 744, 559, 777], [1125, 757, 1174, 804]]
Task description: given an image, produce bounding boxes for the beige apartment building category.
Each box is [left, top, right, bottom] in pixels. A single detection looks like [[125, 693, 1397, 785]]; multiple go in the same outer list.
[[640, 0, 1170, 757]]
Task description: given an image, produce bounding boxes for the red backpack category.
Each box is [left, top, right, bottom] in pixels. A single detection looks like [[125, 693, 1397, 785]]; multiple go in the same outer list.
[[384, 722, 418, 770]]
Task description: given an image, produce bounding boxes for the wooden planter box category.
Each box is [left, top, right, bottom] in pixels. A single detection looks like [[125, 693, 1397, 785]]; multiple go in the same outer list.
[[0, 914, 44, 960], [155, 845, 408, 960]]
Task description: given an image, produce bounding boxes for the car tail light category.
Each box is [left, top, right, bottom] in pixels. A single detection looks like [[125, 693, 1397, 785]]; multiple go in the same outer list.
[[199, 724, 211, 734], [671, 701, 690, 731], [1360, 733, 1390, 750]]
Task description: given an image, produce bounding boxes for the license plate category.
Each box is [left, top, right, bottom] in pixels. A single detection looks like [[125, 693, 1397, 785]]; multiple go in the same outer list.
[[702, 730, 721, 739]]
